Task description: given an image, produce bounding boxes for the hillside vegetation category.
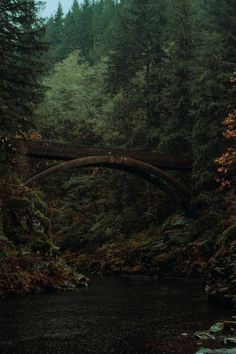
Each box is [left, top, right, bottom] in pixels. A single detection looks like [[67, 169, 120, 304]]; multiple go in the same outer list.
[[0, 0, 235, 307]]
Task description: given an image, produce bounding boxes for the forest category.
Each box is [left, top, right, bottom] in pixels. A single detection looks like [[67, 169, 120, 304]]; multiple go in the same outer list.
[[0, 1, 236, 353]]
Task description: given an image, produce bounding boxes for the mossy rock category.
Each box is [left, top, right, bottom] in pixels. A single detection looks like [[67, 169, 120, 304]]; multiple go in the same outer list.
[[162, 214, 188, 233]]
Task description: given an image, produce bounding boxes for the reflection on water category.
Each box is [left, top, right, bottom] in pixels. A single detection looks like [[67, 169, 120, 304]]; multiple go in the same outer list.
[[0, 276, 230, 354]]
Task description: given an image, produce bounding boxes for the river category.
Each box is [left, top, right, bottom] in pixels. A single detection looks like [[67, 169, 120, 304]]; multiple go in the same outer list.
[[0, 276, 231, 354]]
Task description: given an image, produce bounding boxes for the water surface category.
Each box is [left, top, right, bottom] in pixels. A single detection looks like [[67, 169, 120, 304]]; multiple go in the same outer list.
[[0, 276, 230, 354]]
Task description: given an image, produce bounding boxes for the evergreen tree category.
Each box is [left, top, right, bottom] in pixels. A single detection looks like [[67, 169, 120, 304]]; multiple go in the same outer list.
[[0, 0, 46, 134], [45, 2, 65, 64], [45, 0, 119, 64], [158, 0, 195, 155], [63, 0, 81, 56], [107, 0, 167, 147], [191, 0, 236, 191], [91, 0, 118, 61], [78, 0, 94, 61]]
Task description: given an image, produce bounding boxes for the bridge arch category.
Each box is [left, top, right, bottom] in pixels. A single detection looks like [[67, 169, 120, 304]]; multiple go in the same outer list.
[[25, 155, 191, 208]]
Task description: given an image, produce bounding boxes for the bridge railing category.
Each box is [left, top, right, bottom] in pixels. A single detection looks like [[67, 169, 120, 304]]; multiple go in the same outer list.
[[12, 138, 192, 170]]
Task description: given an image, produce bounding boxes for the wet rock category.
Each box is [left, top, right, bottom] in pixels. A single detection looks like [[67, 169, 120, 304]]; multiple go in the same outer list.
[[62, 281, 76, 289], [209, 322, 225, 334], [224, 321, 236, 332], [196, 349, 236, 354], [195, 320, 236, 354], [181, 332, 188, 336], [74, 274, 89, 287], [194, 331, 215, 340], [224, 337, 236, 345], [161, 214, 191, 247], [217, 287, 230, 295]]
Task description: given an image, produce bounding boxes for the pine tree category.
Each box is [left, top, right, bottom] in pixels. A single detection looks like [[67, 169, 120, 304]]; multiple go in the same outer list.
[[107, 0, 167, 143], [191, 0, 236, 191], [63, 0, 81, 56], [0, 0, 46, 134], [78, 0, 94, 60], [158, 0, 195, 155], [92, 0, 117, 60], [45, 2, 65, 64]]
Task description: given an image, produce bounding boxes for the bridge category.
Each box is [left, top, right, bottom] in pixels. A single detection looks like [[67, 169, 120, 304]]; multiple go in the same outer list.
[[14, 139, 192, 208]]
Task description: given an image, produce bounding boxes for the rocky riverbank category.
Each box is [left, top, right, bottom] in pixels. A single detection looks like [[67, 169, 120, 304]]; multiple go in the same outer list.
[[0, 179, 89, 296], [205, 239, 236, 310], [0, 178, 235, 309], [194, 318, 236, 353], [0, 240, 88, 296], [72, 208, 236, 311]]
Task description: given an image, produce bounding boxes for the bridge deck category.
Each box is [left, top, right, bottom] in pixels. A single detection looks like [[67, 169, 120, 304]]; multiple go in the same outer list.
[[14, 139, 192, 171]]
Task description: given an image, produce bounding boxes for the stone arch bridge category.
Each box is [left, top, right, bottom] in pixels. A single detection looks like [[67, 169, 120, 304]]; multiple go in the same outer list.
[[14, 139, 192, 208]]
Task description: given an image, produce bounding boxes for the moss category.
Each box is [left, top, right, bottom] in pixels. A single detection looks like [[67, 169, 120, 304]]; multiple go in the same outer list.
[[35, 210, 50, 232], [216, 224, 236, 246], [41, 235, 59, 254], [31, 191, 47, 213], [1, 179, 52, 245]]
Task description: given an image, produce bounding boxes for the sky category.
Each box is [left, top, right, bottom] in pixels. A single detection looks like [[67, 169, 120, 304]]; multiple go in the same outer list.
[[42, 0, 75, 18]]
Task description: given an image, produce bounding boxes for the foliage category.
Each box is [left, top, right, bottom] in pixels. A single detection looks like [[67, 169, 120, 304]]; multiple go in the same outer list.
[[33, 0, 236, 253], [0, 179, 52, 247], [217, 111, 236, 187], [1, 0, 236, 290], [216, 224, 236, 246], [216, 73, 236, 187], [35, 52, 108, 143], [191, 0, 236, 191], [45, 0, 119, 65], [0, 0, 46, 133], [159, 0, 195, 154]]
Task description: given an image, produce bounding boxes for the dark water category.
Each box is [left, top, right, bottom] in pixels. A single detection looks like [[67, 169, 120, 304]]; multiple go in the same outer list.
[[0, 276, 230, 354]]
